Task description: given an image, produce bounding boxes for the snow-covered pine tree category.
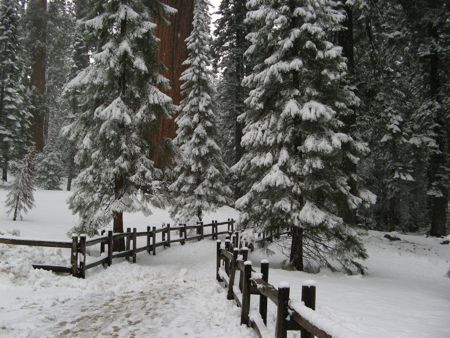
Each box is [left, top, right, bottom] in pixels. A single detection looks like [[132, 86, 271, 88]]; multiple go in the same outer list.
[[35, 146, 63, 190], [62, 0, 89, 191], [22, 0, 48, 152], [0, 0, 31, 182], [355, 1, 420, 232], [353, 0, 448, 234], [236, 0, 372, 273], [5, 148, 36, 221], [64, 0, 177, 239], [398, 0, 449, 237], [212, 0, 250, 195], [170, 0, 232, 225], [46, 0, 75, 150]]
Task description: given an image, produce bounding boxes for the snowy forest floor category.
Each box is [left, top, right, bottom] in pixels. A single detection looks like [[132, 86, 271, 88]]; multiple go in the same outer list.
[[0, 188, 449, 338]]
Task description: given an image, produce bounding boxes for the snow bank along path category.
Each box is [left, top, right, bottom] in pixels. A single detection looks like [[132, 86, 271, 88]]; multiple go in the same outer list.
[[0, 241, 256, 338], [1, 190, 449, 337]]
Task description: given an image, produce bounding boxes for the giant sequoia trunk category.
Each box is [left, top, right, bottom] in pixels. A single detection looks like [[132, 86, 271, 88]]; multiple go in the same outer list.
[[28, 0, 47, 152], [151, 0, 194, 168]]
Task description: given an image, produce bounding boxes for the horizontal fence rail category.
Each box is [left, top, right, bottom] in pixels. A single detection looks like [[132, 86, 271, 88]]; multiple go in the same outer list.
[[216, 234, 335, 338], [0, 218, 236, 278]]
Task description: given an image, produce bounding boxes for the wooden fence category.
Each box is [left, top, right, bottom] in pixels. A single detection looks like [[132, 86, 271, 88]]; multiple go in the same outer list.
[[0, 219, 235, 278], [217, 235, 333, 338]]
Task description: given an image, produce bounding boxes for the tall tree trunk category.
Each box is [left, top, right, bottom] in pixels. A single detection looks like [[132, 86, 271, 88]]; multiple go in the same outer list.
[[113, 175, 125, 251], [290, 227, 304, 271], [151, 0, 194, 169], [2, 149, 8, 182], [112, 8, 129, 252], [29, 0, 47, 152]]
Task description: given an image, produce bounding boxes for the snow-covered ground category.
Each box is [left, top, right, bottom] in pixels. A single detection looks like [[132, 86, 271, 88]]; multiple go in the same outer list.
[[0, 188, 449, 337]]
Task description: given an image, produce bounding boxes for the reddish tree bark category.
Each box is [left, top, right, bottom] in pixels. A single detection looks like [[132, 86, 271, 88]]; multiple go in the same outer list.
[[152, 0, 194, 168], [29, 0, 47, 152]]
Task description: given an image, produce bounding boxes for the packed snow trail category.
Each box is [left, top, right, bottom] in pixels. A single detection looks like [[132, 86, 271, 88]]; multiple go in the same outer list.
[[0, 241, 256, 338], [1, 190, 449, 337]]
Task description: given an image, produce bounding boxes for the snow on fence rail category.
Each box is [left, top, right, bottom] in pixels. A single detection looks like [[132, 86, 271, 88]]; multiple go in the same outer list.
[[0, 219, 236, 278], [216, 238, 334, 338]]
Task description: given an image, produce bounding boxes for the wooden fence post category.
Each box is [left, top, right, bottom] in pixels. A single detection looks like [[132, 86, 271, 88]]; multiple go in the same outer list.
[[239, 247, 248, 292], [227, 248, 239, 300], [276, 283, 290, 338], [241, 260, 252, 326], [199, 221, 204, 240], [100, 230, 105, 253], [225, 239, 231, 275], [230, 218, 235, 233], [71, 235, 78, 277], [182, 224, 187, 245], [126, 228, 131, 261], [79, 234, 86, 279], [178, 224, 183, 243], [107, 231, 113, 266], [152, 226, 156, 256], [147, 226, 151, 254], [260, 259, 269, 325], [162, 225, 166, 244], [276, 226, 280, 239], [301, 282, 316, 338], [216, 240, 222, 281], [166, 223, 171, 247], [132, 228, 137, 263]]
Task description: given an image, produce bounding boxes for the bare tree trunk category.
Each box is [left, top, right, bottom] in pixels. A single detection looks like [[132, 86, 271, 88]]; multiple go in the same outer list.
[[1, 149, 7, 182], [13, 196, 19, 221], [29, 0, 48, 152], [290, 227, 304, 271]]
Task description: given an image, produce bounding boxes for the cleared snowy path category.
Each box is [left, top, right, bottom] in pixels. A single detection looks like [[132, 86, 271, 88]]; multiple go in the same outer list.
[[0, 241, 256, 338]]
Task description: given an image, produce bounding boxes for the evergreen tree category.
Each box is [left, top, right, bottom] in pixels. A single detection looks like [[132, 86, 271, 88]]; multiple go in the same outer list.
[[65, 0, 177, 238], [23, 0, 48, 152], [237, 0, 372, 273], [35, 146, 63, 190], [353, 0, 449, 235], [398, 0, 449, 237], [212, 0, 249, 195], [0, 0, 31, 182], [170, 0, 232, 225], [46, 0, 75, 149], [355, 1, 421, 232], [5, 148, 36, 221], [62, 0, 89, 191]]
